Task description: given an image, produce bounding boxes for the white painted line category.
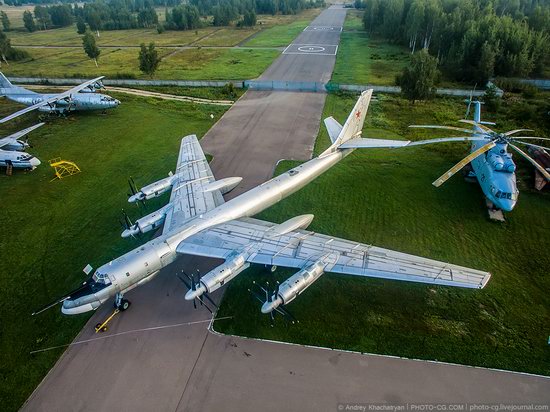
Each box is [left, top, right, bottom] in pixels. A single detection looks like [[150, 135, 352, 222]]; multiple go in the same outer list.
[[291, 43, 340, 47], [208, 322, 550, 380], [281, 44, 292, 54], [283, 52, 337, 56]]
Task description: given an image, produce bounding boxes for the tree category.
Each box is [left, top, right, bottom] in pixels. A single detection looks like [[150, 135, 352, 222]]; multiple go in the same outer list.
[[138, 42, 161, 77], [82, 30, 100, 67], [23, 11, 36, 32], [397, 49, 439, 103], [76, 17, 87, 34], [1, 11, 10, 31], [0, 30, 11, 64], [34, 5, 51, 30], [483, 83, 501, 112], [241, 9, 256, 27]]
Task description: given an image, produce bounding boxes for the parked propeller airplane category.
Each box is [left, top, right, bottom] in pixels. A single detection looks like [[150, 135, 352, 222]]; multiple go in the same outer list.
[[408, 100, 550, 212], [0, 73, 120, 124], [33, 91, 491, 320], [0, 122, 44, 170]]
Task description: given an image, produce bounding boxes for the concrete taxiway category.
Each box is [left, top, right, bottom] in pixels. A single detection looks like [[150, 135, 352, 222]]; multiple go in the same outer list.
[[22, 5, 550, 412]]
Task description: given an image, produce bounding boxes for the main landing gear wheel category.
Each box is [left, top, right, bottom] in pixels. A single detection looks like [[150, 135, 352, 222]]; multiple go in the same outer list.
[[116, 299, 131, 311]]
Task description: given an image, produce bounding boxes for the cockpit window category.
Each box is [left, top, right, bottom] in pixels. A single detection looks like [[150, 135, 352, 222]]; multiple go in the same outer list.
[[92, 271, 112, 285], [495, 191, 517, 200]]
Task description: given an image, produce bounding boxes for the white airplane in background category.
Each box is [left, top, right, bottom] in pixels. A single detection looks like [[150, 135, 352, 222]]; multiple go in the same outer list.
[[0, 73, 120, 124], [34, 91, 491, 320], [0, 122, 44, 170]]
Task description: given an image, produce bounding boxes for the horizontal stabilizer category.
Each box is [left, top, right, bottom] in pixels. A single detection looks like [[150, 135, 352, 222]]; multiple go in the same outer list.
[[339, 137, 410, 149], [324, 117, 343, 144]]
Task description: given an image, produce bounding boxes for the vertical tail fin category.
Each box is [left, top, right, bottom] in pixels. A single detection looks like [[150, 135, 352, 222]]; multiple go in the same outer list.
[[321, 90, 373, 156], [0, 72, 34, 97], [0, 72, 14, 89]]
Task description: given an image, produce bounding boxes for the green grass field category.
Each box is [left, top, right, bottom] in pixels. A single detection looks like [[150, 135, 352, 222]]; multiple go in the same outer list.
[[0, 94, 230, 412], [331, 32, 410, 85], [244, 8, 321, 47], [343, 9, 364, 31], [214, 92, 550, 376], [1, 47, 279, 80]]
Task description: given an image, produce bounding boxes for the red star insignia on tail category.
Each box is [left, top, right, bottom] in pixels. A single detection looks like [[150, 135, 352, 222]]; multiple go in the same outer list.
[[355, 110, 361, 119]]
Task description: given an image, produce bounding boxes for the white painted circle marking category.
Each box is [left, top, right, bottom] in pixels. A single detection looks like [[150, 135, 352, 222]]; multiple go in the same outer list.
[[297, 45, 326, 53]]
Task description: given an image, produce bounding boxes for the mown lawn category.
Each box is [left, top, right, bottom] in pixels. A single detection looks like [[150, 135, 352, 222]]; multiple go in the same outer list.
[[244, 8, 322, 47], [331, 32, 410, 85], [2, 47, 279, 80], [0, 94, 229, 412], [214, 93, 550, 376]]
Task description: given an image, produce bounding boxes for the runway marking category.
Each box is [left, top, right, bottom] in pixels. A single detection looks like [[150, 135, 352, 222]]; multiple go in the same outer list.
[[30, 316, 233, 354], [303, 25, 343, 32], [282, 43, 338, 56]]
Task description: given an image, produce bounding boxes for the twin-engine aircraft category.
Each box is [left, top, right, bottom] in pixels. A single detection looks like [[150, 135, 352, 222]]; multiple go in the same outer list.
[[0, 73, 120, 124], [0, 122, 44, 170], [36, 91, 491, 319]]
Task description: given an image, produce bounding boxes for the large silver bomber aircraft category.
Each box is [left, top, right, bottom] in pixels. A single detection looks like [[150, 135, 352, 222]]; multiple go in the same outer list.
[[56, 90, 491, 317]]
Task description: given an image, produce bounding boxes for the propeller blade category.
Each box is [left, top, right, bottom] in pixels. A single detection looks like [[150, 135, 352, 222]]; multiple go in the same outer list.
[[176, 272, 192, 290], [121, 209, 132, 228], [407, 136, 489, 147], [193, 299, 197, 309], [128, 177, 137, 196], [509, 143, 550, 181], [458, 120, 494, 134], [409, 125, 477, 134], [432, 141, 497, 187], [202, 292, 218, 309], [504, 129, 533, 136], [249, 288, 265, 304], [196, 296, 213, 314]]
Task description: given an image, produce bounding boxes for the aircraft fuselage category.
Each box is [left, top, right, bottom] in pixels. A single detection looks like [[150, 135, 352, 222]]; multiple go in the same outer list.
[[6, 92, 120, 113], [62, 148, 352, 314]]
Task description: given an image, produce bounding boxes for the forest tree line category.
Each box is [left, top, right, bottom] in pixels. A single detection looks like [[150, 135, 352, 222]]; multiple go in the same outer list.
[[357, 0, 550, 83], [14, 0, 323, 32]]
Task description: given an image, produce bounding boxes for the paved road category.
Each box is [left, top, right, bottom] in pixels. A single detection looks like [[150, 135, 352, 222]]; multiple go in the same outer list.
[[22, 5, 550, 412]]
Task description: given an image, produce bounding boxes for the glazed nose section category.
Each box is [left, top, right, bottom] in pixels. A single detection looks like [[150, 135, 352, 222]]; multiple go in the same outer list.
[[30, 157, 41, 168], [113, 99, 121, 107]]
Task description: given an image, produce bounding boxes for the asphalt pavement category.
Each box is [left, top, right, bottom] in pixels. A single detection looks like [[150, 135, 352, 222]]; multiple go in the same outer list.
[[22, 5, 550, 412]]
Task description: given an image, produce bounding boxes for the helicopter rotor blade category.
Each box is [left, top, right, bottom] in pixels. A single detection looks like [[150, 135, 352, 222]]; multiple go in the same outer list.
[[409, 125, 477, 135], [432, 141, 497, 187], [504, 129, 533, 136], [511, 140, 550, 152], [509, 143, 550, 181], [407, 136, 489, 147], [458, 120, 495, 134], [510, 136, 550, 142]]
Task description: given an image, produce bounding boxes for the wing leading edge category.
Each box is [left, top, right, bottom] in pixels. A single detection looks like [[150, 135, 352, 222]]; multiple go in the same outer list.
[[162, 135, 224, 235], [176, 217, 490, 289]]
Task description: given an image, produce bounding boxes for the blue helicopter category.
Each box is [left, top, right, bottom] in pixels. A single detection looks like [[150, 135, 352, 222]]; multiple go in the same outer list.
[[408, 100, 550, 212]]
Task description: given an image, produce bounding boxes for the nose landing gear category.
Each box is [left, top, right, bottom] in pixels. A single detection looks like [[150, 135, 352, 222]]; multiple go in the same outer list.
[[94, 293, 131, 333]]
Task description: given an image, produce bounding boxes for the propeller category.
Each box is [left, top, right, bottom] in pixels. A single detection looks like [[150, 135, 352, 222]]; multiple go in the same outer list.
[[432, 141, 496, 187], [409, 125, 477, 135], [176, 270, 218, 313], [458, 120, 494, 134], [249, 281, 296, 326], [504, 129, 533, 136], [127, 177, 147, 209]]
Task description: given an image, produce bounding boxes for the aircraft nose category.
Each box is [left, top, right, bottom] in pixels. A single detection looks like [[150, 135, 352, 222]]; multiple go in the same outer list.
[[499, 199, 516, 212], [30, 157, 41, 167]]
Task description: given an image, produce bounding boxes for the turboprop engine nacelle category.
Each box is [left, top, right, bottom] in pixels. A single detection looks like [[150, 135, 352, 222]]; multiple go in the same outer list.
[[121, 205, 170, 238], [129, 172, 176, 203], [185, 252, 250, 300], [261, 255, 337, 314]]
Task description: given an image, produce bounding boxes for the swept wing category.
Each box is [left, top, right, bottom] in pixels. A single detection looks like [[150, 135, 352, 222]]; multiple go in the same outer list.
[[177, 217, 490, 289]]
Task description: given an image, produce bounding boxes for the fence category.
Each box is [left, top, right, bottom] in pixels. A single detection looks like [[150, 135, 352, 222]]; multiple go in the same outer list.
[[9, 77, 247, 89], [9, 76, 506, 97]]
